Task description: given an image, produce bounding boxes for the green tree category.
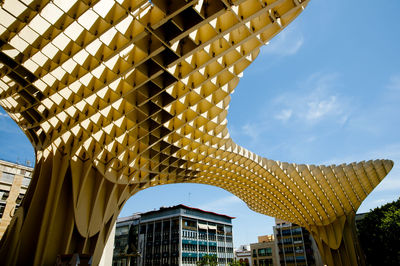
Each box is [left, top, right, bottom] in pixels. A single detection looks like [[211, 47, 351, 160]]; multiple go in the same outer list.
[[228, 259, 245, 266], [196, 254, 218, 266], [357, 197, 400, 265]]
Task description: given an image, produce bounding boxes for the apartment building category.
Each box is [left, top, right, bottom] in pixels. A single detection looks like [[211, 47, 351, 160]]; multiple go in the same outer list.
[[113, 204, 235, 266], [234, 245, 252, 266], [273, 219, 322, 266], [250, 235, 278, 266], [0, 159, 33, 238]]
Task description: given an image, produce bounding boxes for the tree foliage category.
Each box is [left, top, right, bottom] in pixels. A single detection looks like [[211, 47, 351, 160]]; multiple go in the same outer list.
[[357, 197, 400, 265], [228, 260, 246, 266], [196, 254, 218, 266]]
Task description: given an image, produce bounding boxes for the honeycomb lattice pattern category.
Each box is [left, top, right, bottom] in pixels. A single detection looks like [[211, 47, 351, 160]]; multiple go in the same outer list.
[[0, 0, 393, 265]]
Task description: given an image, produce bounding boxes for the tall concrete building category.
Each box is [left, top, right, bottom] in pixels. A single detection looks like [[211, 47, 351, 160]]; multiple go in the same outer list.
[[273, 219, 322, 266], [0, 159, 33, 238], [250, 235, 278, 266], [113, 204, 234, 266]]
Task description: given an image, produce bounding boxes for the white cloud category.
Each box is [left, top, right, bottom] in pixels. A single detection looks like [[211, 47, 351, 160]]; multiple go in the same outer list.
[[387, 74, 400, 91], [272, 72, 349, 125], [372, 199, 387, 205], [197, 195, 242, 211], [261, 26, 304, 56], [358, 197, 396, 213], [0, 111, 17, 134], [323, 143, 400, 165], [306, 136, 316, 143], [305, 96, 338, 121], [274, 109, 292, 122], [241, 123, 260, 141], [376, 177, 400, 191], [0, 112, 9, 118]]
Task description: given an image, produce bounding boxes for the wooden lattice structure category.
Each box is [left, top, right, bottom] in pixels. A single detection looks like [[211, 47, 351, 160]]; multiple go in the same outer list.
[[0, 0, 393, 265]]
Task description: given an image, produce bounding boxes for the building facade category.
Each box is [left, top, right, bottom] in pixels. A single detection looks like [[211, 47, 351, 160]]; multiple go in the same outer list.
[[0, 159, 33, 238], [113, 205, 234, 266], [234, 245, 252, 266], [273, 219, 322, 266], [250, 235, 278, 266]]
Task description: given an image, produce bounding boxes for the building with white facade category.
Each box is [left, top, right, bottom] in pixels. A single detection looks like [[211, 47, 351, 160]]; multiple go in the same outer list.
[[112, 204, 235, 266]]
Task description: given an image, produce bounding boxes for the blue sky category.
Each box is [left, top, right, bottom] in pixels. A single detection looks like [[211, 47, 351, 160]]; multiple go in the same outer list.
[[1, 0, 400, 248]]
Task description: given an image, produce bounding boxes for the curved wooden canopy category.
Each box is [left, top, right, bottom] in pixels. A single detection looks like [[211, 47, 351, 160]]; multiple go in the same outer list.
[[0, 0, 393, 265]]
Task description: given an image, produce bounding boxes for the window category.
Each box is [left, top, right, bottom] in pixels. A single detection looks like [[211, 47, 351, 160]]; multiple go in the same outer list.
[[147, 224, 154, 241], [22, 177, 31, 187], [286, 256, 295, 262], [171, 256, 178, 266], [182, 229, 197, 239], [266, 248, 272, 256], [154, 244, 161, 255], [257, 248, 272, 257], [115, 225, 129, 236], [199, 231, 207, 240], [1, 172, 14, 184], [171, 243, 178, 253], [293, 236, 303, 244], [284, 246, 294, 254], [145, 245, 153, 257], [199, 244, 207, 252], [283, 238, 292, 244], [182, 256, 197, 264], [162, 256, 169, 265], [259, 258, 273, 266], [182, 219, 196, 230], [208, 233, 216, 241], [16, 193, 24, 205], [171, 219, 179, 239], [114, 235, 128, 253], [182, 244, 197, 252], [217, 225, 224, 235], [209, 245, 216, 252], [162, 243, 169, 253], [0, 190, 9, 201], [140, 225, 146, 234], [155, 222, 162, 232], [291, 227, 302, 235], [295, 246, 304, 253], [171, 219, 179, 230], [0, 203, 6, 218], [162, 221, 170, 240], [145, 257, 152, 265]]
